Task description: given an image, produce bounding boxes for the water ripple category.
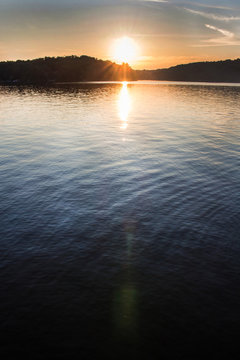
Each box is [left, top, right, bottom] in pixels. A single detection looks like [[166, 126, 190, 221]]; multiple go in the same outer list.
[[0, 82, 240, 358]]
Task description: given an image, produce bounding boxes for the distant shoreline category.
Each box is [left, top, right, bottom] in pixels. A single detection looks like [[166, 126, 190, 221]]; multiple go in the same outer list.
[[55, 80, 240, 86], [2, 80, 240, 88], [1, 55, 240, 84]]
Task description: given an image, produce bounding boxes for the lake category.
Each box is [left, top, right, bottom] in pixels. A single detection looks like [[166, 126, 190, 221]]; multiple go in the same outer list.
[[1, 81, 240, 359]]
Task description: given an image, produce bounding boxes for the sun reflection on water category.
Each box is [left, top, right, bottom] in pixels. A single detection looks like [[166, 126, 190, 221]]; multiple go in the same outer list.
[[118, 81, 131, 129]]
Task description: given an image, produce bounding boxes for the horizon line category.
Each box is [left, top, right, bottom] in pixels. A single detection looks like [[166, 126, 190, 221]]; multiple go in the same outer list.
[[1, 54, 240, 72]]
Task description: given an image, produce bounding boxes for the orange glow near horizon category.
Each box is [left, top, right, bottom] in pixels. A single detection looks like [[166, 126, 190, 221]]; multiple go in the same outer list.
[[2, 1, 240, 71]]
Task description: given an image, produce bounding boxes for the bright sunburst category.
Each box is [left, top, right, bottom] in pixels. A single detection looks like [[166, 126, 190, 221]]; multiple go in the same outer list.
[[111, 36, 139, 65]]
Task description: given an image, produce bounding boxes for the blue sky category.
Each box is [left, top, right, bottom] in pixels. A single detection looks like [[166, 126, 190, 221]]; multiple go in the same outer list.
[[1, 0, 240, 68]]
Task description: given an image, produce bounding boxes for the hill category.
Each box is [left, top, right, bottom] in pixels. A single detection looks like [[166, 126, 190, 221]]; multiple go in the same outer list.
[[137, 59, 240, 82], [1, 56, 240, 84], [0, 55, 136, 84]]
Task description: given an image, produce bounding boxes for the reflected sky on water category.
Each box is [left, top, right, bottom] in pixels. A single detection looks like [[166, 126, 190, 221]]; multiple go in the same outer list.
[[0, 81, 240, 359]]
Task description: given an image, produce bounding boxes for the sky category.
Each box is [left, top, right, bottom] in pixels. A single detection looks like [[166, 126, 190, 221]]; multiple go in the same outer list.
[[1, 0, 240, 69]]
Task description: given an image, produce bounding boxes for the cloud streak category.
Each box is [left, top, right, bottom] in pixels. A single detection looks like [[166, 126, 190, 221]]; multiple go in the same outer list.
[[205, 24, 234, 38], [140, 0, 168, 2], [179, 2, 234, 10], [185, 8, 240, 22], [195, 24, 240, 47]]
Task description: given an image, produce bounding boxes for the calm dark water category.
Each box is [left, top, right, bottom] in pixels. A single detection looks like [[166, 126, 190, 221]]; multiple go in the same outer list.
[[1, 81, 240, 359]]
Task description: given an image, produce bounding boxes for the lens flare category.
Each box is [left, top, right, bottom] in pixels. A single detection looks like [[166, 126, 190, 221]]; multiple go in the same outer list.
[[112, 36, 139, 65]]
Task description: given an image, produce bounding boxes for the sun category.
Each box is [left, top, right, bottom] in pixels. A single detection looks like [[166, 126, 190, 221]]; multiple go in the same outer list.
[[111, 36, 139, 65]]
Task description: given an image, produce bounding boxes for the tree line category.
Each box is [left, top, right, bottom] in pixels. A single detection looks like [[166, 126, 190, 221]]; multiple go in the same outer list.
[[137, 58, 240, 82], [0, 55, 137, 84], [1, 55, 240, 84]]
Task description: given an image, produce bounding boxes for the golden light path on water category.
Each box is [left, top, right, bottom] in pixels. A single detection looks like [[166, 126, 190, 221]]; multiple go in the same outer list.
[[118, 81, 131, 130]]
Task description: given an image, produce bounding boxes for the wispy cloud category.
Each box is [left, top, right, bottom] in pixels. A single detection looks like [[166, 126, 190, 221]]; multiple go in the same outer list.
[[185, 8, 240, 22], [205, 24, 234, 38], [133, 33, 199, 38], [179, 2, 234, 11], [140, 0, 168, 2], [195, 24, 240, 47], [194, 3, 234, 11]]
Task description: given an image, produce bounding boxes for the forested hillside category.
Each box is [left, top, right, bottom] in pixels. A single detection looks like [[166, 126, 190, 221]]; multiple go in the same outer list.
[[1, 56, 240, 84], [0, 55, 136, 84]]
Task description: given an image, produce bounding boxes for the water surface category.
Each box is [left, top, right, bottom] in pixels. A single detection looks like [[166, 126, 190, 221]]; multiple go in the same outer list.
[[1, 81, 240, 359]]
